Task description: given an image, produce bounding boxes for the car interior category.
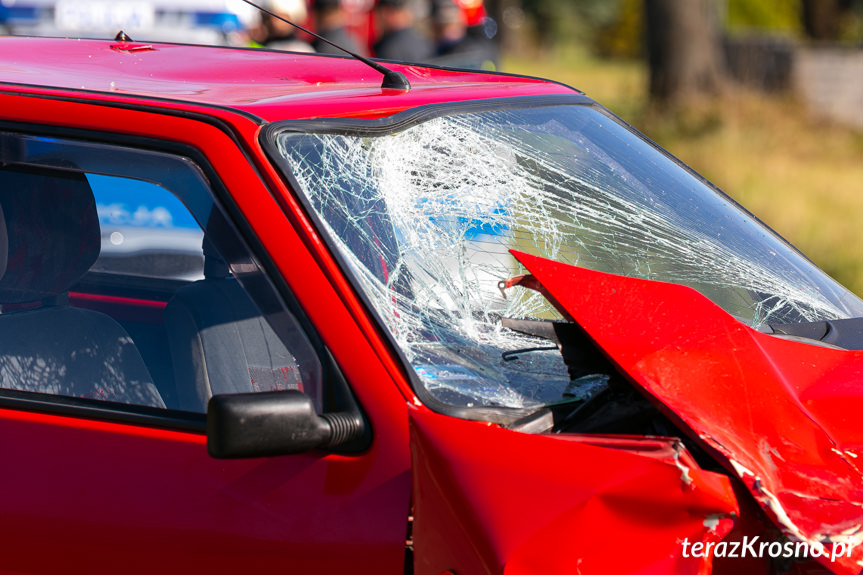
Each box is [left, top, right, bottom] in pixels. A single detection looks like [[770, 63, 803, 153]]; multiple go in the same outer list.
[[0, 133, 324, 418]]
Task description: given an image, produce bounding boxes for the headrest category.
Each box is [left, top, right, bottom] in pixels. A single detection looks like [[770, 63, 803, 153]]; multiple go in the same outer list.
[[0, 165, 100, 305]]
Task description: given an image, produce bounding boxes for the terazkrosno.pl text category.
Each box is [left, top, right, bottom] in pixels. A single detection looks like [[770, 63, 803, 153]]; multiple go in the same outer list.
[[681, 537, 852, 563]]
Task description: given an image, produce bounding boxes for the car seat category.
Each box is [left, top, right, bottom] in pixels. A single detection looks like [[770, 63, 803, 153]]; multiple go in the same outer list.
[[163, 237, 305, 413], [0, 164, 164, 408]]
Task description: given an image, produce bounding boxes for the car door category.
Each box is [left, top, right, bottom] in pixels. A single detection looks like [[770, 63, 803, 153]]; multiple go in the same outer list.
[[0, 94, 412, 574]]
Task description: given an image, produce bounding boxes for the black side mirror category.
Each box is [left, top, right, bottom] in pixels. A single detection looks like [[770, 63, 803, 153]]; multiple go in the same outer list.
[[206, 390, 365, 459]]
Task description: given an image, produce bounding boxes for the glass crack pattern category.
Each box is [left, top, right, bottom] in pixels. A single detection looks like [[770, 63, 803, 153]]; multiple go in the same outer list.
[[276, 105, 863, 409]]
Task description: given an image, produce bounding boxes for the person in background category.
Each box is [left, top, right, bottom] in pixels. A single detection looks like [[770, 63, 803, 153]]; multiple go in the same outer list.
[[249, 0, 315, 52], [312, 0, 362, 55], [432, 0, 498, 70], [432, 0, 466, 56], [372, 0, 434, 62]]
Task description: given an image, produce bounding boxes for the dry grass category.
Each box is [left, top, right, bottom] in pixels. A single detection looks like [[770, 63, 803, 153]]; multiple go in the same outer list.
[[503, 46, 863, 296]]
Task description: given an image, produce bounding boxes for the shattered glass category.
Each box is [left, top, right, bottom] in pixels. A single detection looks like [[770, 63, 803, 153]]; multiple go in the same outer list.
[[273, 104, 863, 409]]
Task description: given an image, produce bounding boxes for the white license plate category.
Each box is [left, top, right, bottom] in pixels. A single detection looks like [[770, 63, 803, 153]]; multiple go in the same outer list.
[[55, 0, 156, 32]]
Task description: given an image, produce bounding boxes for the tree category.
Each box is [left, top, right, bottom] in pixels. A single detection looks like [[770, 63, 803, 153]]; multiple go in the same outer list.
[[644, 0, 727, 108]]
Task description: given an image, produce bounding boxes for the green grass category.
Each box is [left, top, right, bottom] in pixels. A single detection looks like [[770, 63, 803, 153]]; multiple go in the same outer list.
[[503, 46, 863, 297], [503, 45, 647, 119]]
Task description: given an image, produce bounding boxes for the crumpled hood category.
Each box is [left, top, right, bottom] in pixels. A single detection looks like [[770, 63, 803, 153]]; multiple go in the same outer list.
[[512, 251, 863, 575]]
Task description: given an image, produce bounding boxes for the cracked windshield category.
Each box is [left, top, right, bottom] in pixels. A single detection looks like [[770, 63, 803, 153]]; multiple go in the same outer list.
[[274, 103, 863, 410]]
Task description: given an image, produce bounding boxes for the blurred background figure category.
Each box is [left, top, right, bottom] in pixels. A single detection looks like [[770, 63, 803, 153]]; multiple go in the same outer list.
[[432, 0, 498, 69], [432, 0, 466, 54], [249, 0, 315, 51], [313, 0, 363, 54], [372, 0, 434, 62]]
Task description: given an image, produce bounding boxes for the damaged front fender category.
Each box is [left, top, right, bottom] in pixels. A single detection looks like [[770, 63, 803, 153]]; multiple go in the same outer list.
[[509, 251, 863, 575], [410, 407, 738, 575]]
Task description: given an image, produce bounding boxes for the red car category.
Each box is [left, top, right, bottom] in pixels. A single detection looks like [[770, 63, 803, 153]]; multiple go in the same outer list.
[[1, 34, 863, 575]]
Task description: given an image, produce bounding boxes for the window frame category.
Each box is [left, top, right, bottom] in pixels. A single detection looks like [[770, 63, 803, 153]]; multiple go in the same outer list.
[[0, 120, 350, 433]]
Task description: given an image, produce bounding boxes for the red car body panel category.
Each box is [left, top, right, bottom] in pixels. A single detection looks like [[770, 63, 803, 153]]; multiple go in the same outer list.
[[510, 251, 863, 575], [0, 36, 574, 122], [410, 407, 739, 575], [0, 405, 410, 573], [0, 68, 417, 573]]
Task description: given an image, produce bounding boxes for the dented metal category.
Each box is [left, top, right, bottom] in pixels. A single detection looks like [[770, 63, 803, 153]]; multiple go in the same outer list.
[[409, 407, 739, 575], [511, 251, 863, 575]]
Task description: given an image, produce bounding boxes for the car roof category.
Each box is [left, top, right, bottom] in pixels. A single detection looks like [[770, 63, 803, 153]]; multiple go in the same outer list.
[[0, 36, 579, 122]]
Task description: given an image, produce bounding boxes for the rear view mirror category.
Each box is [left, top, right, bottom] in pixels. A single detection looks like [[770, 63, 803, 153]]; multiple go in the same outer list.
[[206, 390, 365, 459]]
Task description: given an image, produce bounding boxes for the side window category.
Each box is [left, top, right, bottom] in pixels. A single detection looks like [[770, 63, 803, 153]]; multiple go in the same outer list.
[[91, 175, 205, 281], [0, 132, 323, 415]]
